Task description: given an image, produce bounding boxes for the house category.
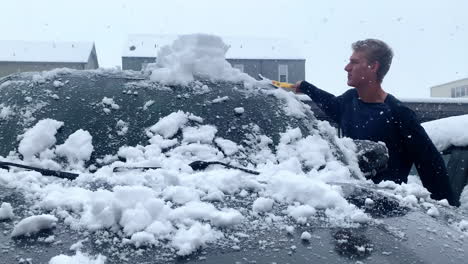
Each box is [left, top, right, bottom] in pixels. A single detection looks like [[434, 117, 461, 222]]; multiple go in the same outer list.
[[431, 78, 468, 98], [122, 34, 305, 82], [0, 40, 99, 77]]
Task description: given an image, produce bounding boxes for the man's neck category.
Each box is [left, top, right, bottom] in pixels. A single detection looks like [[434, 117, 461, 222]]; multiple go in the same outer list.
[[355, 82, 387, 103]]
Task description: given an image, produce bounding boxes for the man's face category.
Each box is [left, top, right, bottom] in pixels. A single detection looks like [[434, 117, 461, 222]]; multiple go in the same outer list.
[[344, 51, 377, 88]]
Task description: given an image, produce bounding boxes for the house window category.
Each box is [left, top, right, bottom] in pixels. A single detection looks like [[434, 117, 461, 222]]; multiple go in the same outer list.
[[451, 86, 468, 97], [233, 64, 244, 72], [279, 64, 288, 82]]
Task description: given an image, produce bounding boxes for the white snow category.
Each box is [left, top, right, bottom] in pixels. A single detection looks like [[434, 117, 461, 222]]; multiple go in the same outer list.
[[11, 214, 58, 237], [49, 251, 106, 264], [182, 125, 217, 144], [234, 107, 245, 114], [147, 34, 257, 86], [301, 231, 312, 241], [53, 80, 65, 88], [101, 97, 120, 110], [171, 222, 223, 256], [0, 202, 14, 220], [422, 114, 468, 151], [0, 104, 13, 120], [55, 129, 94, 166], [252, 197, 274, 213], [18, 119, 64, 160], [149, 111, 189, 138], [214, 138, 239, 155]]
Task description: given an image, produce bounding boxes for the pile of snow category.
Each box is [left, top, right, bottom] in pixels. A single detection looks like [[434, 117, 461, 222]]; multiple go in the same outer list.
[[422, 114, 468, 151], [148, 34, 258, 87]]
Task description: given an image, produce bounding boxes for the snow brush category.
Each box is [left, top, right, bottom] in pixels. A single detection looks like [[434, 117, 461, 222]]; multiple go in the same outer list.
[[0, 161, 79, 180], [258, 74, 295, 91], [113, 160, 260, 175], [271, 80, 295, 90]]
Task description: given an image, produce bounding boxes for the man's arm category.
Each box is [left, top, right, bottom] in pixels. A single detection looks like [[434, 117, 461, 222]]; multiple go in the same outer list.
[[296, 81, 344, 123], [397, 107, 458, 206]]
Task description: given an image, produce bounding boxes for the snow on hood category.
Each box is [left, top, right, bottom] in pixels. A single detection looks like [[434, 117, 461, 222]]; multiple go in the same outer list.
[[147, 34, 259, 87], [0, 110, 371, 257], [422, 114, 468, 151], [2, 110, 465, 259]]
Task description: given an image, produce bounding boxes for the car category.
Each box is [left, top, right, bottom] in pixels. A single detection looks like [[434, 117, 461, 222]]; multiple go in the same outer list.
[[0, 35, 467, 264], [422, 114, 468, 208]]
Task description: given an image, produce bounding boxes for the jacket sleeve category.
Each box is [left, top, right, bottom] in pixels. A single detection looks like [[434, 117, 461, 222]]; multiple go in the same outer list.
[[299, 81, 344, 123], [396, 107, 458, 206]]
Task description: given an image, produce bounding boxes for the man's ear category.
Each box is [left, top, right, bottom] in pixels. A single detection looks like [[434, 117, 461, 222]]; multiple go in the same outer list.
[[370, 61, 380, 73]]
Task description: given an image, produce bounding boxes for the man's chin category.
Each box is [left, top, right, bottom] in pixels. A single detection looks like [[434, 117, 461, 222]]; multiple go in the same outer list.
[[347, 81, 356, 87]]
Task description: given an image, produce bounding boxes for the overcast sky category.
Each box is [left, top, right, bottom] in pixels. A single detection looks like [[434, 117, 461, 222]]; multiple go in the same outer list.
[[2, 0, 467, 97]]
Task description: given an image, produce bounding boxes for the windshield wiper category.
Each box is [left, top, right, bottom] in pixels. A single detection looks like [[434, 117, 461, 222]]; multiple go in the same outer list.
[[113, 160, 260, 175], [0, 161, 79, 180]]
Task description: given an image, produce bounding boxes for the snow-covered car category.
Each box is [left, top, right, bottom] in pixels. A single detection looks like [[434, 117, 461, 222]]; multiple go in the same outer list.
[[0, 34, 467, 264]]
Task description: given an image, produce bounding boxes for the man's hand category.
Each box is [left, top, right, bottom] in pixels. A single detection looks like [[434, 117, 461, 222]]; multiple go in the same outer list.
[[293, 81, 303, 93]]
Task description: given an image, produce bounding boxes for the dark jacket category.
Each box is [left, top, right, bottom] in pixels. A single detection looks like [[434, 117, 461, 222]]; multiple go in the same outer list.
[[300, 81, 457, 205]]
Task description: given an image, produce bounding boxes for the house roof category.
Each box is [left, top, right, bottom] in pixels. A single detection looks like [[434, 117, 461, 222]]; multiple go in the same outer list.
[[122, 34, 305, 60], [0, 40, 95, 63]]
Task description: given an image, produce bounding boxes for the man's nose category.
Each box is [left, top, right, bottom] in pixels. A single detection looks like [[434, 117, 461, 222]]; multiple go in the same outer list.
[[344, 63, 351, 72]]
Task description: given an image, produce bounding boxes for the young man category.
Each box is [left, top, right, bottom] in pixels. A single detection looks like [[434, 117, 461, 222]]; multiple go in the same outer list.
[[294, 39, 458, 206]]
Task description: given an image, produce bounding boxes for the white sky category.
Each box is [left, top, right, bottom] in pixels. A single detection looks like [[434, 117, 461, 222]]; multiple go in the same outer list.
[[2, 0, 467, 98]]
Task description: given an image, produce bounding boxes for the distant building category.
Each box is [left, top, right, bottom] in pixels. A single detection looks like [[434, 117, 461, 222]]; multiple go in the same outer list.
[[122, 34, 306, 83], [431, 78, 468, 98], [0, 40, 99, 77]]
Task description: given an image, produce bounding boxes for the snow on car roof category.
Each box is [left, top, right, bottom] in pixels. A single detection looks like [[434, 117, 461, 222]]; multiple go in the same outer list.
[[423, 114, 468, 151], [0, 40, 95, 63], [122, 34, 305, 60], [400, 97, 468, 104]]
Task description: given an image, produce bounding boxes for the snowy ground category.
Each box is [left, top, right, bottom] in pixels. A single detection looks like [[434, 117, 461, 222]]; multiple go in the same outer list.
[[0, 34, 467, 263]]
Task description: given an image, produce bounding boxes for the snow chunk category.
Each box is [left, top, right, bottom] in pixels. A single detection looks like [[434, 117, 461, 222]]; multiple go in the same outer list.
[[150, 111, 189, 138], [143, 100, 155, 110], [0, 202, 14, 220], [49, 251, 106, 264], [212, 96, 229, 103], [0, 104, 13, 120], [55, 129, 94, 165], [234, 107, 245, 114], [130, 231, 156, 248], [287, 204, 316, 222], [18, 119, 64, 160], [214, 138, 239, 155], [101, 97, 120, 110], [11, 214, 58, 237], [116, 120, 129, 136], [53, 80, 64, 88], [301, 231, 312, 241], [171, 222, 223, 256], [252, 197, 274, 213], [182, 125, 217, 143], [148, 34, 256, 86]]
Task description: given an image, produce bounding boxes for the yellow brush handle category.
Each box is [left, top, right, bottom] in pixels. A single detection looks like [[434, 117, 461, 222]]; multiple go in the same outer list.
[[272, 80, 295, 89]]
